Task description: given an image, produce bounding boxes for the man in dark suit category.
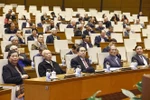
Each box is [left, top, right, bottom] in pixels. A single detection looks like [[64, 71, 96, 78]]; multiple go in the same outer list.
[[66, 20, 76, 29], [27, 28, 38, 41], [83, 25, 95, 36], [94, 30, 109, 47], [71, 46, 95, 73], [5, 22, 18, 34], [132, 45, 149, 66], [22, 19, 33, 29], [103, 45, 122, 68], [95, 21, 105, 32], [74, 24, 83, 36], [103, 17, 112, 28], [41, 13, 48, 22], [46, 28, 60, 43], [66, 45, 78, 55], [79, 34, 93, 50], [106, 26, 113, 37], [38, 50, 64, 77]]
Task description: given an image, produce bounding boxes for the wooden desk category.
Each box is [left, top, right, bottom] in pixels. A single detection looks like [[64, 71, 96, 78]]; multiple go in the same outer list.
[[24, 68, 150, 100], [0, 89, 11, 100]]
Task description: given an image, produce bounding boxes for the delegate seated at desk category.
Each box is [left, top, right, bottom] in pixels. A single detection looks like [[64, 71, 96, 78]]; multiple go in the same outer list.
[[103, 45, 122, 68], [38, 50, 64, 77], [131, 45, 149, 66], [2, 50, 29, 85], [71, 46, 95, 73]]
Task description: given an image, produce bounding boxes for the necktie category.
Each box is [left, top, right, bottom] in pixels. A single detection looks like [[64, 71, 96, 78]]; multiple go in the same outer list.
[[83, 58, 89, 68], [115, 57, 120, 66]]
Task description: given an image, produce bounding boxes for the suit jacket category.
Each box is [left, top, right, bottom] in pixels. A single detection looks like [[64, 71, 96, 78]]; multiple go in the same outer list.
[[74, 29, 82, 36], [66, 24, 74, 28], [5, 44, 21, 52], [71, 56, 95, 73], [38, 60, 64, 77], [37, 23, 43, 27], [94, 35, 109, 47], [2, 61, 27, 85], [5, 28, 18, 34], [22, 22, 33, 29], [103, 21, 111, 28], [103, 55, 122, 68], [18, 53, 31, 67], [83, 30, 95, 36], [66, 51, 73, 55], [31, 41, 47, 50], [79, 41, 93, 50], [87, 22, 95, 28], [132, 54, 149, 66], [27, 35, 37, 41], [124, 31, 129, 37], [41, 15, 48, 22], [106, 31, 112, 37], [46, 35, 60, 43], [95, 27, 105, 32]]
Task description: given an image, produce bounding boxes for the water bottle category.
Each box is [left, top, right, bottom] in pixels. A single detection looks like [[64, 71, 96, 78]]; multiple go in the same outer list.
[[62, 57, 66, 66], [31, 61, 35, 69], [106, 62, 110, 72], [46, 69, 51, 82]]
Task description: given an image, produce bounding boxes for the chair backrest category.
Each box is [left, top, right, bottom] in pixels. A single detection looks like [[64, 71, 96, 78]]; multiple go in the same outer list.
[[130, 25, 141, 32], [90, 34, 100, 45], [0, 59, 8, 84], [59, 24, 67, 32], [2, 34, 15, 41], [3, 52, 8, 59], [113, 25, 123, 32], [87, 47, 101, 63], [129, 33, 141, 42], [24, 34, 31, 44], [28, 41, 36, 51], [140, 16, 148, 23], [52, 55, 57, 62], [41, 6, 49, 13], [147, 25, 150, 29], [34, 56, 43, 77], [65, 28, 74, 40], [147, 33, 150, 39], [117, 47, 127, 61], [54, 40, 69, 53], [124, 39, 136, 52], [60, 49, 71, 61], [97, 53, 109, 68], [126, 51, 136, 63], [1, 41, 11, 53], [142, 29, 150, 37], [74, 39, 82, 45], [65, 54, 77, 68], [29, 50, 39, 61], [111, 33, 123, 43], [29, 5, 37, 13], [144, 39, 150, 50]]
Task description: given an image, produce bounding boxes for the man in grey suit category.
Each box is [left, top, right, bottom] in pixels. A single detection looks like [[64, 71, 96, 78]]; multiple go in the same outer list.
[[132, 45, 149, 66], [103, 45, 122, 68]]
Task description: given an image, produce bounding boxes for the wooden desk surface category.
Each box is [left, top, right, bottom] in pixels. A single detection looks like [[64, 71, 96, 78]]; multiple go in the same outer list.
[[0, 89, 11, 100], [24, 68, 150, 100]]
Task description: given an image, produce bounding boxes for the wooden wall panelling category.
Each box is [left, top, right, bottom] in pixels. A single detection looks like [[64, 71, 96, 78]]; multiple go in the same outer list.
[[4, 0, 24, 5], [45, 0, 62, 11], [142, 0, 150, 20], [65, 0, 83, 10], [103, 0, 121, 11]]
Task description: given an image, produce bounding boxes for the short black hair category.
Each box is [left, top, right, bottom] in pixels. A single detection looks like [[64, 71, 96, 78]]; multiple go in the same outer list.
[[110, 38, 117, 42], [82, 34, 89, 39], [72, 45, 77, 50], [134, 45, 143, 50], [7, 50, 19, 59], [32, 28, 38, 33]]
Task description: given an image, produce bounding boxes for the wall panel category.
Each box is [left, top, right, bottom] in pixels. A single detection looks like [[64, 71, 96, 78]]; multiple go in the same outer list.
[[4, 0, 24, 5], [65, 0, 82, 8], [103, 0, 121, 8]]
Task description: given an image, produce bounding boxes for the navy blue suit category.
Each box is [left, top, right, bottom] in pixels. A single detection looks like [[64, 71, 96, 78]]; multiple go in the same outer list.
[[5, 28, 18, 34], [46, 35, 60, 43], [66, 24, 74, 28], [131, 54, 149, 66], [71, 56, 95, 73], [37, 23, 43, 27], [103, 21, 111, 28], [95, 27, 105, 32], [103, 55, 122, 68], [79, 41, 93, 50], [22, 22, 32, 29], [27, 35, 36, 41], [74, 29, 82, 36], [94, 35, 109, 47], [83, 30, 95, 36]]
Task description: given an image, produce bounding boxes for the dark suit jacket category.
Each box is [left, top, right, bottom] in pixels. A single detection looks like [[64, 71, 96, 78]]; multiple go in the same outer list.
[[41, 15, 48, 22], [37, 23, 43, 27], [22, 22, 33, 29], [27, 35, 36, 41], [66, 24, 74, 28], [83, 30, 95, 36], [46, 35, 60, 43], [2, 61, 27, 85], [71, 56, 95, 73], [103, 21, 111, 28], [18, 53, 31, 67], [95, 26, 105, 32], [5, 28, 18, 34], [87, 22, 95, 28], [74, 29, 82, 36], [79, 41, 93, 50], [106, 31, 112, 37], [66, 51, 73, 55], [131, 54, 149, 66], [94, 35, 109, 47], [103, 55, 122, 68], [38, 60, 64, 77]]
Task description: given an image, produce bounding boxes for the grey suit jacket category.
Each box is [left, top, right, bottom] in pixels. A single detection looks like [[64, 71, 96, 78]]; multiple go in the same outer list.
[[31, 41, 47, 50], [103, 55, 122, 68]]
